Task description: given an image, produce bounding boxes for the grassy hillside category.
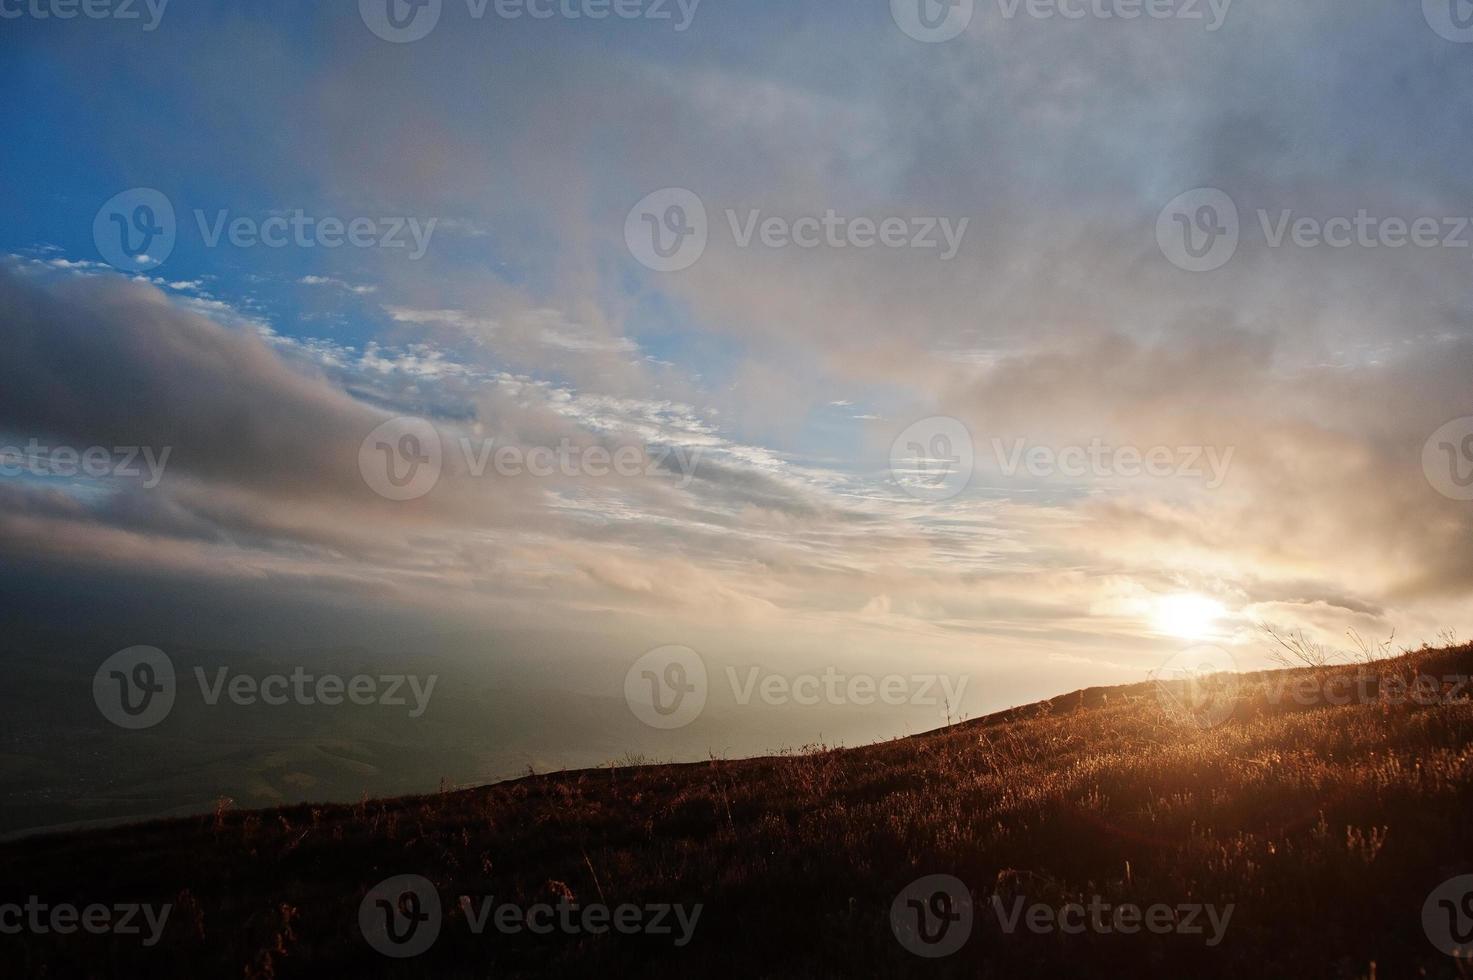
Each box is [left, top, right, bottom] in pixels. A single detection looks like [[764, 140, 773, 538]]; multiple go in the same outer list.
[[6, 643, 1473, 978]]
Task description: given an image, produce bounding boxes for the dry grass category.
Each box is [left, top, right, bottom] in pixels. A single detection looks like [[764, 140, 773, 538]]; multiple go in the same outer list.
[[6, 643, 1473, 977]]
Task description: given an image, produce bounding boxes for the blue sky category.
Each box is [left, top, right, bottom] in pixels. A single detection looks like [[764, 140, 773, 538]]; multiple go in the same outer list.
[[4, 0, 1473, 738]]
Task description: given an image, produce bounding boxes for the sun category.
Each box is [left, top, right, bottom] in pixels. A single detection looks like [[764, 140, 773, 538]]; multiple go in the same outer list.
[[1151, 593, 1228, 640]]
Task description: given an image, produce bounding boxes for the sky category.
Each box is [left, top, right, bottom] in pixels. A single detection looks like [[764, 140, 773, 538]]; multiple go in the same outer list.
[[3, 0, 1473, 749]]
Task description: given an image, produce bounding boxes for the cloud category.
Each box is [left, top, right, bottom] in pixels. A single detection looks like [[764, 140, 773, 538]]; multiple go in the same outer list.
[[8, 0, 1473, 681], [299, 275, 377, 294], [936, 323, 1473, 615], [0, 265, 985, 651]]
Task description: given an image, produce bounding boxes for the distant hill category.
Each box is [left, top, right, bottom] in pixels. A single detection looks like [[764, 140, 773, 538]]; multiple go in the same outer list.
[[5, 642, 1473, 978]]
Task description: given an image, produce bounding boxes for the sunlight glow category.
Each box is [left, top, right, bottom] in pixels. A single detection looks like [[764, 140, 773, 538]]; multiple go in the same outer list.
[[1151, 593, 1227, 640]]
